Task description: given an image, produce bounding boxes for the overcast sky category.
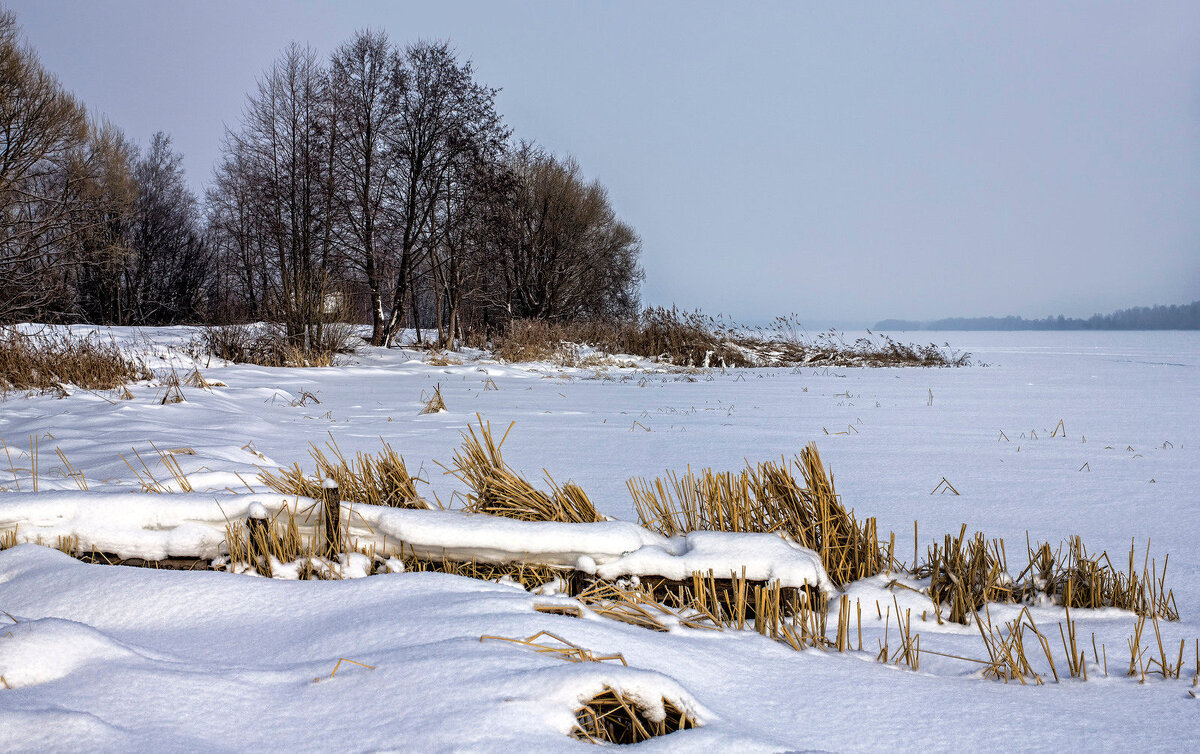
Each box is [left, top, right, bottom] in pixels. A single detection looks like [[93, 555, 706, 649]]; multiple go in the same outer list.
[[9, 0, 1200, 326]]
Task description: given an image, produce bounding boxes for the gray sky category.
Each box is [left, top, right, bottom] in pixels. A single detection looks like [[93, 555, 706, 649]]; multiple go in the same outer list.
[[9, 0, 1200, 326]]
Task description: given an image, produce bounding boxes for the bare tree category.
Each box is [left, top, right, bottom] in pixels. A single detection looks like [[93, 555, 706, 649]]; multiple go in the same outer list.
[[72, 120, 138, 323], [0, 9, 91, 321], [329, 29, 404, 344], [215, 43, 336, 344], [380, 40, 508, 347], [488, 143, 642, 323], [123, 132, 209, 323]]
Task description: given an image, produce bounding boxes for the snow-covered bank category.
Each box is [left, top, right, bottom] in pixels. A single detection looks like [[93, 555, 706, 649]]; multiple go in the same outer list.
[[0, 490, 833, 593]]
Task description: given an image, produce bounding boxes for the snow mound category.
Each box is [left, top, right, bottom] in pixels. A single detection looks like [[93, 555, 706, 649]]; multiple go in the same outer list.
[[594, 530, 836, 593], [0, 617, 150, 688], [0, 492, 834, 593]]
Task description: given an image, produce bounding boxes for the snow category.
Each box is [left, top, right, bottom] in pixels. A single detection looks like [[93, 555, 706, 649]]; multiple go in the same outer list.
[[0, 491, 833, 591], [0, 326, 1198, 749]]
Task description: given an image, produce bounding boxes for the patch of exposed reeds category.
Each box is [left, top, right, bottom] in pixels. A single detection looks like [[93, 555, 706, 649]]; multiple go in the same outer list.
[[629, 443, 885, 587], [444, 417, 602, 524], [196, 323, 353, 368], [915, 528, 1178, 625], [0, 326, 150, 392], [490, 309, 969, 369], [258, 438, 428, 509], [572, 686, 699, 745]]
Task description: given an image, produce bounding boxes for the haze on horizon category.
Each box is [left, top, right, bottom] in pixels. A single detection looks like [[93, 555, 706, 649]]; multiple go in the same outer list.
[[9, 0, 1199, 327]]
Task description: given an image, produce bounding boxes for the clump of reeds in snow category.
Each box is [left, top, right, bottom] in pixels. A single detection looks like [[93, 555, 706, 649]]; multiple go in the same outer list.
[[489, 309, 970, 369], [258, 437, 428, 509], [0, 326, 151, 392], [419, 383, 446, 414], [158, 371, 186, 404], [914, 525, 1012, 625], [572, 686, 699, 744], [628, 442, 884, 587], [424, 350, 462, 367], [195, 323, 353, 368], [912, 526, 1179, 625], [444, 416, 603, 524]]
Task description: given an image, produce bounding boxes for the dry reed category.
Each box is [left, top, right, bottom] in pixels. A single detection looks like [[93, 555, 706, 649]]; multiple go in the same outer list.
[[572, 687, 699, 744], [419, 383, 446, 414], [0, 327, 150, 392], [629, 443, 884, 587], [258, 437, 428, 509], [444, 417, 602, 524]]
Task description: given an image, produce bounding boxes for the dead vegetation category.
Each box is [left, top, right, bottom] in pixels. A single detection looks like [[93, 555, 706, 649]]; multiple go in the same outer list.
[[914, 526, 1178, 625], [443, 417, 603, 524], [195, 323, 354, 368], [630, 443, 884, 587], [257, 437, 428, 509], [419, 383, 446, 414], [572, 687, 699, 745], [491, 309, 970, 369], [0, 326, 151, 392]]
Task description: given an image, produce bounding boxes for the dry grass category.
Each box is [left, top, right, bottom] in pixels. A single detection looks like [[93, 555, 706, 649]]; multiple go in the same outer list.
[[915, 528, 1178, 625], [419, 383, 446, 414], [480, 630, 628, 666], [0, 326, 150, 392], [494, 310, 752, 368], [491, 309, 969, 369], [629, 443, 884, 587], [258, 437, 428, 509], [572, 686, 699, 744], [196, 323, 353, 368], [444, 417, 603, 524]]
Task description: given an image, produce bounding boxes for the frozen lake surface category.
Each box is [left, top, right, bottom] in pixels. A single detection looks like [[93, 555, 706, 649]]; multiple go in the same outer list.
[[0, 327, 1197, 750]]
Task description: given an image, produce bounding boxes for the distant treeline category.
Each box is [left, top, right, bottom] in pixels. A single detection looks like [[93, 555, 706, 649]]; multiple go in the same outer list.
[[876, 300, 1200, 331]]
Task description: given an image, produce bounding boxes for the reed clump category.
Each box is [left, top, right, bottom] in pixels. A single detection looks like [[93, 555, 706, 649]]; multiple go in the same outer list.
[[914, 526, 1016, 624], [572, 686, 699, 745], [1027, 536, 1178, 620], [419, 384, 446, 414], [916, 529, 1178, 625], [0, 327, 151, 392], [197, 323, 352, 368], [629, 443, 884, 587], [258, 438, 428, 509], [444, 417, 603, 524], [490, 309, 969, 368]]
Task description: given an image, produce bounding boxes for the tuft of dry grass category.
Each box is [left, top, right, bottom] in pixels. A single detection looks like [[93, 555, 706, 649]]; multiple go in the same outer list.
[[419, 383, 446, 414], [0, 327, 151, 392], [572, 686, 699, 744], [629, 443, 884, 587], [444, 417, 603, 524], [258, 437, 428, 509]]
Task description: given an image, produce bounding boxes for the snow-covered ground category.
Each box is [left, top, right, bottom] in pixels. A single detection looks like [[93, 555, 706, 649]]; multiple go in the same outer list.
[[1, 327, 1198, 750]]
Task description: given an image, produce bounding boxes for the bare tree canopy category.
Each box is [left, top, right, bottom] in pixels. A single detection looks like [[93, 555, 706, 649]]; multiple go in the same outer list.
[[1, 9, 643, 340]]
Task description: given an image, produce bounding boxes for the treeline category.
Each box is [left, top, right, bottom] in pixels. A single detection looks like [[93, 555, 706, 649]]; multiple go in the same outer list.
[[0, 10, 642, 348], [876, 300, 1200, 331]]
